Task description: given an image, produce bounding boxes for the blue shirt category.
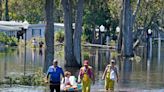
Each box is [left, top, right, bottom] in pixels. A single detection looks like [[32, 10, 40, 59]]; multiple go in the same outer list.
[[47, 65, 64, 83]]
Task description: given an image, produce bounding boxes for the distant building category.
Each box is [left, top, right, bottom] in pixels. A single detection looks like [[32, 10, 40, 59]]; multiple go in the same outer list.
[[25, 23, 64, 40], [0, 21, 64, 40]]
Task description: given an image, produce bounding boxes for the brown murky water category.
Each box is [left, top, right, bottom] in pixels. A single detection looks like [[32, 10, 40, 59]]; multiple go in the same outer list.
[[0, 46, 164, 92]]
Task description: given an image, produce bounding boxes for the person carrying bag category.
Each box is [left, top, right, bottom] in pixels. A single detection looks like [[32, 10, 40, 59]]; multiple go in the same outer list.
[[102, 59, 119, 92]]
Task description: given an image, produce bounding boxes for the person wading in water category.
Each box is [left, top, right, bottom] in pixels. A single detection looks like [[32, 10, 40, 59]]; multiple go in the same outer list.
[[78, 60, 94, 92], [102, 59, 119, 92], [46, 59, 64, 92]]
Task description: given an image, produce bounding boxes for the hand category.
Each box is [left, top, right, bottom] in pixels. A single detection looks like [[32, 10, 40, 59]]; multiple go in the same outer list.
[[44, 78, 48, 83], [63, 78, 65, 83], [45, 80, 48, 83], [78, 81, 81, 84], [117, 78, 119, 83], [92, 81, 95, 85]]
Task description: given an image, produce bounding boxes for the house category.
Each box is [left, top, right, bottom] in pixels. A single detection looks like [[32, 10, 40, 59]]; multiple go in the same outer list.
[[26, 23, 64, 40], [0, 21, 64, 40]]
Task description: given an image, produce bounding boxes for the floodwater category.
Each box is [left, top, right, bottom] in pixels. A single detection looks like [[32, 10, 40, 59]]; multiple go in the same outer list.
[[0, 46, 164, 92]]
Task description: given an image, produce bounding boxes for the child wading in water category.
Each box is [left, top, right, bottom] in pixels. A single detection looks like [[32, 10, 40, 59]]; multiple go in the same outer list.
[[102, 59, 119, 92]]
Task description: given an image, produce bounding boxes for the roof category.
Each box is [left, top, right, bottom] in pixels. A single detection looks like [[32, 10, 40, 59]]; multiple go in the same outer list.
[[0, 21, 25, 32], [0, 21, 64, 32], [29, 23, 64, 28], [0, 25, 21, 31], [0, 21, 24, 26]]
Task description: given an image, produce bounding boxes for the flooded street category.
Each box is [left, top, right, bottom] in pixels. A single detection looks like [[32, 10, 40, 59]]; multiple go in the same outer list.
[[0, 46, 164, 92]]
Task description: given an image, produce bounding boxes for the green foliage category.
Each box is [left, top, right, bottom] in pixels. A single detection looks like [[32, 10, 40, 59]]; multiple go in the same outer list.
[[82, 29, 93, 43], [0, 32, 7, 44], [55, 46, 64, 58], [83, 0, 120, 43], [0, 32, 17, 46], [135, 0, 163, 28], [81, 33, 87, 43], [31, 68, 45, 86], [83, 0, 112, 29], [19, 76, 32, 85], [2, 0, 63, 23], [83, 52, 90, 60], [1, 68, 46, 86], [55, 30, 64, 43], [6, 0, 45, 23], [54, 0, 64, 23], [108, 0, 120, 21], [7, 37, 18, 46]]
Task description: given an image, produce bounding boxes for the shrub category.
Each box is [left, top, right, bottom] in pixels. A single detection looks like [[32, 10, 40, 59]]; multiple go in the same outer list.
[[83, 52, 90, 60], [1, 68, 46, 86], [81, 33, 87, 43], [55, 30, 64, 43], [0, 32, 18, 46]]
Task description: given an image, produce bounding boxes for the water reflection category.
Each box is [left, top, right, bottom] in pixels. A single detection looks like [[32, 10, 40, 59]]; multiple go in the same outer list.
[[122, 58, 132, 85], [146, 59, 151, 87], [39, 48, 43, 56], [4, 48, 7, 77], [105, 49, 110, 63], [32, 48, 36, 63], [1, 47, 164, 91]]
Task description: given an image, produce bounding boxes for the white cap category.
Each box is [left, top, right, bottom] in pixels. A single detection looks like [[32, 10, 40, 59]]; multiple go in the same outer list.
[[53, 59, 58, 63], [111, 60, 115, 63]]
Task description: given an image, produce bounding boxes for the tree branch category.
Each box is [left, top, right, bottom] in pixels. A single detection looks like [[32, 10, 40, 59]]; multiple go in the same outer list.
[[132, 0, 141, 24], [146, 10, 162, 28]]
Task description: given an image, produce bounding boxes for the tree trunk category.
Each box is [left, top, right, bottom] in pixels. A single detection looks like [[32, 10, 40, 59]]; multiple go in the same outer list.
[[73, 0, 84, 66], [0, 0, 2, 20], [117, 8, 123, 53], [62, 0, 78, 67], [44, 0, 54, 72], [5, 0, 9, 21], [122, 0, 133, 57]]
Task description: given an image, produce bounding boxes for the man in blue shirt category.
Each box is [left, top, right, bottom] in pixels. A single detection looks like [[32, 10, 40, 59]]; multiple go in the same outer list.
[[46, 59, 64, 92]]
